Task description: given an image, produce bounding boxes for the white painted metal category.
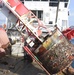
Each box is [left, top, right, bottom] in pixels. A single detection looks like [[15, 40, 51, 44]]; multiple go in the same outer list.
[[24, 0, 70, 31]]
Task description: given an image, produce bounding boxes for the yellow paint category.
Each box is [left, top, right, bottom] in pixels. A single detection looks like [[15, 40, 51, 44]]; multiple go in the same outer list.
[[43, 38, 52, 49]]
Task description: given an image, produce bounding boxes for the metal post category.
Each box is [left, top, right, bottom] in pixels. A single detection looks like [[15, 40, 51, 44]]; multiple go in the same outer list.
[[55, 0, 60, 25]]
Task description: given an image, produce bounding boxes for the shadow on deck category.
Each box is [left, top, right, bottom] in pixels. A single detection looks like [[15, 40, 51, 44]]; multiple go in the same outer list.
[[0, 56, 47, 75]]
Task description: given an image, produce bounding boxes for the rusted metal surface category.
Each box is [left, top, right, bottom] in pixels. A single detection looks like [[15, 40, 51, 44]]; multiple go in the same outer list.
[[34, 29, 74, 74]]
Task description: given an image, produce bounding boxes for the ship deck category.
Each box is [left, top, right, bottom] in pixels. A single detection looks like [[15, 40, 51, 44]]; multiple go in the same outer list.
[[0, 56, 47, 75], [0, 42, 47, 75]]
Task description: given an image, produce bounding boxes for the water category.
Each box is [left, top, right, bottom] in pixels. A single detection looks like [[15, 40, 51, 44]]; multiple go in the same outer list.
[[69, 38, 74, 68], [70, 38, 74, 45]]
